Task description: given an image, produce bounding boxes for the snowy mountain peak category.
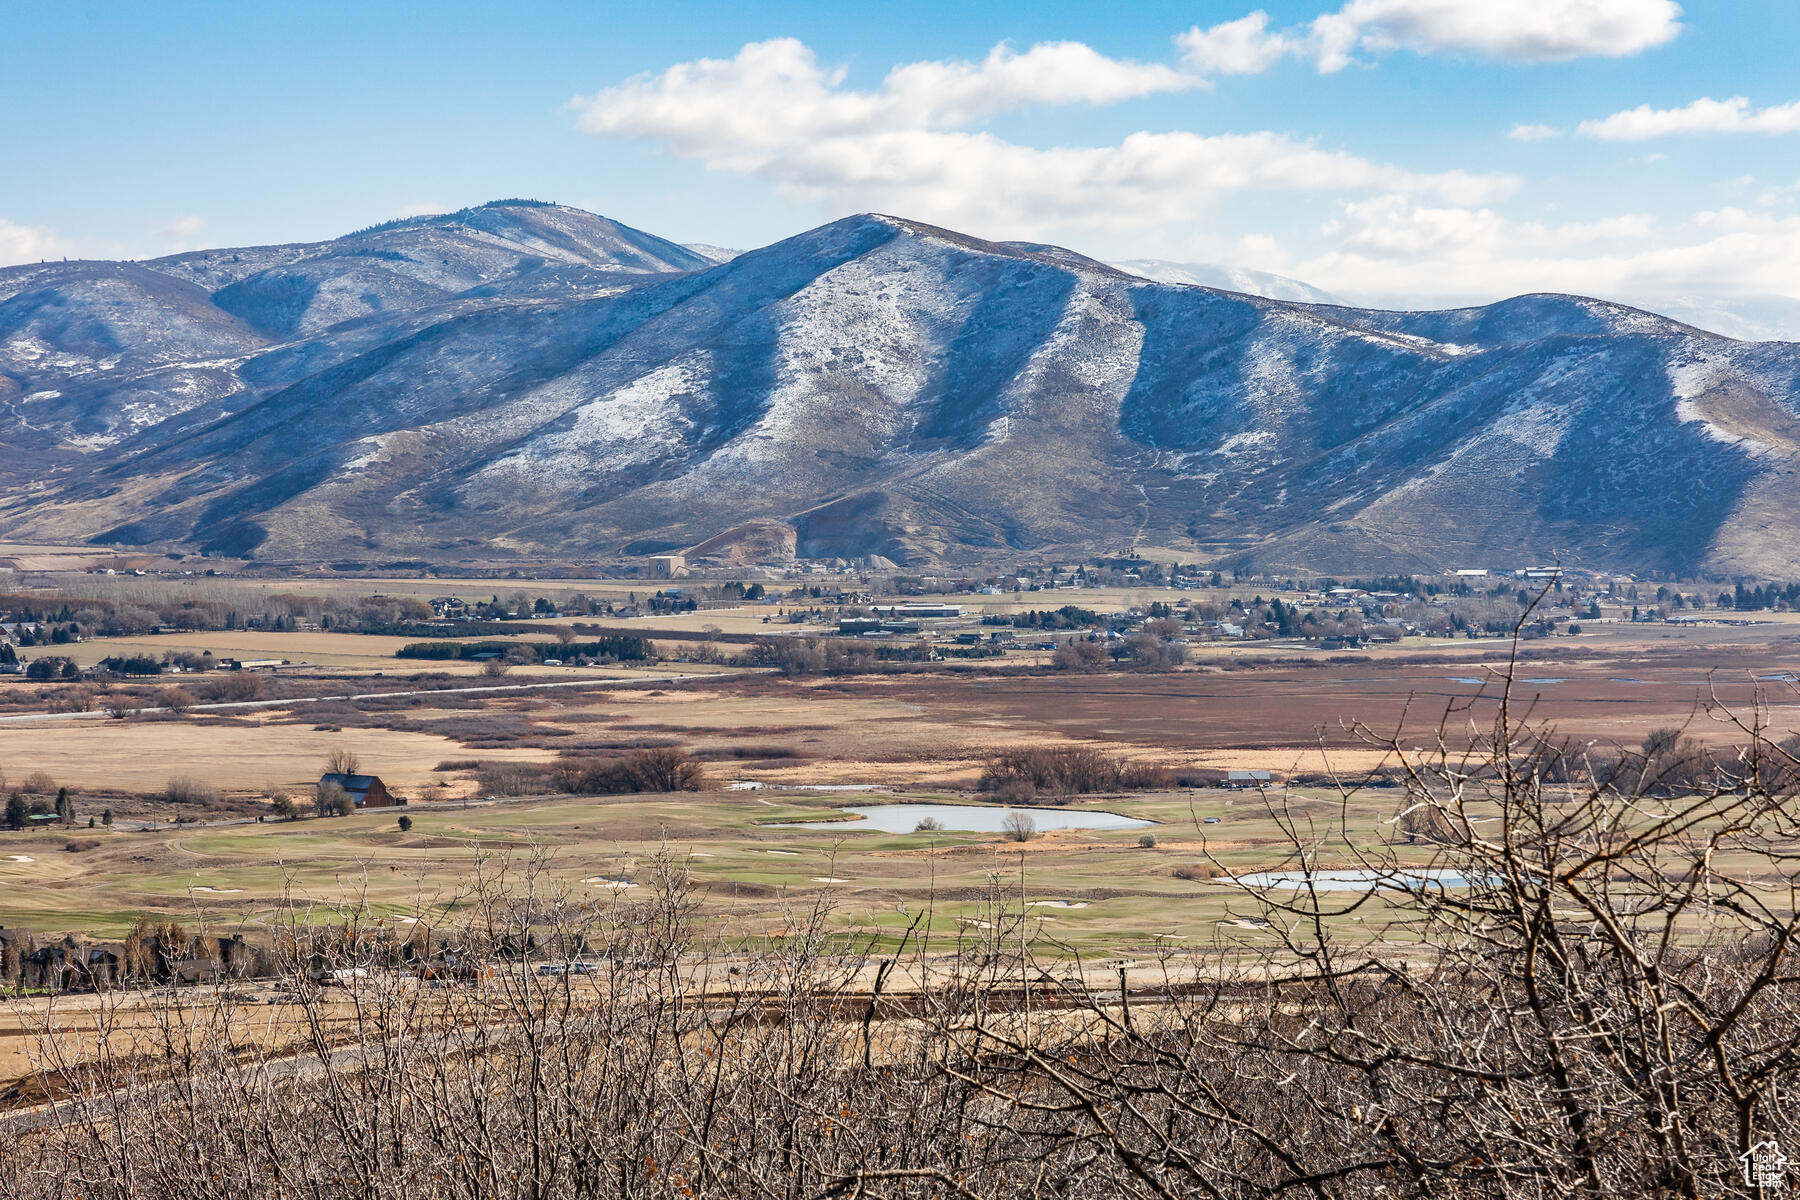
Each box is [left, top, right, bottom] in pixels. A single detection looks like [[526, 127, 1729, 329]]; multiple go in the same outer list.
[[3, 204, 1799, 575]]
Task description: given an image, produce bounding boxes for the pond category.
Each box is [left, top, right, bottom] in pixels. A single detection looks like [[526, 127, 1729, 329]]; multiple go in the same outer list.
[[1230, 867, 1489, 892], [777, 803, 1154, 834]]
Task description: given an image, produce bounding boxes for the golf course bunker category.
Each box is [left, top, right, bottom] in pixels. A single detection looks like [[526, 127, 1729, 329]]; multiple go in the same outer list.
[[1231, 867, 1487, 892], [779, 803, 1153, 834]]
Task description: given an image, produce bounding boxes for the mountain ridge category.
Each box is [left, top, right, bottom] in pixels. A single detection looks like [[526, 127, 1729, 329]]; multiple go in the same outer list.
[[3, 201, 1798, 576]]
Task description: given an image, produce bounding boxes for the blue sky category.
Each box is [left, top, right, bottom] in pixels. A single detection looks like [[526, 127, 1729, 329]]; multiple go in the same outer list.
[[5, 1, 1798, 331]]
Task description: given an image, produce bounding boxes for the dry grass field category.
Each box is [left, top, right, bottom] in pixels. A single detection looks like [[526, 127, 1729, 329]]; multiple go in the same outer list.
[[0, 784, 1423, 951], [0, 713, 558, 793], [2, 566, 1796, 992], [3, 621, 1794, 799]]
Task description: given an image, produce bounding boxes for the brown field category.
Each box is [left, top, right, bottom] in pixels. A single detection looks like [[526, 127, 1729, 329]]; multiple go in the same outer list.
[[1, 580, 1796, 996], [4, 629, 1795, 800], [0, 713, 558, 794], [47, 629, 654, 677]]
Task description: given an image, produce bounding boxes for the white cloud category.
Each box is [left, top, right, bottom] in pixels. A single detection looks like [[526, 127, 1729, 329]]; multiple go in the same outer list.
[[576, 38, 1200, 159], [1322, 194, 1655, 258], [1508, 123, 1562, 142], [1177, 0, 1681, 76], [1754, 179, 1800, 207], [155, 215, 206, 239], [1578, 95, 1800, 140], [1297, 195, 1800, 313], [880, 40, 1203, 124], [1176, 12, 1299, 75], [0, 216, 63, 265], [572, 38, 1513, 238], [1312, 0, 1681, 71]]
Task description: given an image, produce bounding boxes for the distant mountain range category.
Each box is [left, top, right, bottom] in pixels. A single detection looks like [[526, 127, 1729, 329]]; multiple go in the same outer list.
[[1110, 260, 1340, 306], [3, 200, 1798, 575]]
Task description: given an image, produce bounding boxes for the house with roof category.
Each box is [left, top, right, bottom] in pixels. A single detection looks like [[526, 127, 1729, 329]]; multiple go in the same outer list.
[[318, 772, 403, 809]]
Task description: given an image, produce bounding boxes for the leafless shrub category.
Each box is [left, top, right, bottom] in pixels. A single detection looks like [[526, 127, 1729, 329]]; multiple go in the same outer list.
[[1394, 795, 1462, 844], [205, 670, 264, 702], [1051, 639, 1108, 671], [155, 686, 194, 714], [313, 779, 350, 816], [46, 685, 96, 714], [980, 746, 1168, 795], [991, 778, 1036, 804], [551, 748, 707, 794], [913, 816, 944, 832], [163, 776, 220, 807], [475, 761, 546, 796], [1116, 761, 1175, 789], [1000, 810, 1038, 842]]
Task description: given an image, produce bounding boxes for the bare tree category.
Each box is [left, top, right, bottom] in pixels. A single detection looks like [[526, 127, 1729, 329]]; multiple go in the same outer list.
[[314, 779, 350, 817], [324, 746, 360, 777], [163, 776, 219, 808], [1001, 810, 1038, 842]]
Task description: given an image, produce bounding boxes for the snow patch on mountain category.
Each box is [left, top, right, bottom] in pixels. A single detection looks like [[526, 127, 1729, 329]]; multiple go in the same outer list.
[[1112, 259, 1339, 305]]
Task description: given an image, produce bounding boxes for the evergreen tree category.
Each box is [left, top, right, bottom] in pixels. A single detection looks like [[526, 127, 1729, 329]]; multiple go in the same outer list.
[[3, 795, 24, 831]]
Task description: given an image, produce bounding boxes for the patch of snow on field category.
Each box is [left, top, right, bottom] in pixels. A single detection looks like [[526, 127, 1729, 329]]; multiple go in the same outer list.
[[1213, 431, 1275, 457], [1484, 399, 1575, 456], [469, 357, 708, 493], [1670, 354, 1768, 451], [696, 242, 947, 479], [341, 433, 398, 472]]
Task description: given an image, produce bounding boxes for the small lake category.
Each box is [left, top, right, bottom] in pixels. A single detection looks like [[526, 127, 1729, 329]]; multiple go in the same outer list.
[[1230, 867, 1488, 892], [778, 803, 1153, 834]]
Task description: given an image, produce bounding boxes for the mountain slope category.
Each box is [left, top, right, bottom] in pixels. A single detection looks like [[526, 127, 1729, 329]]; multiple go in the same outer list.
[[2, 204, 1798, 575]]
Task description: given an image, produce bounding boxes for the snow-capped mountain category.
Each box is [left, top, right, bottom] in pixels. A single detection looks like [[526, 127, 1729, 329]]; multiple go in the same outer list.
[[1110, 260, 1340, 306], [3, 201, 1798, 575]]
